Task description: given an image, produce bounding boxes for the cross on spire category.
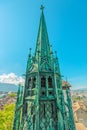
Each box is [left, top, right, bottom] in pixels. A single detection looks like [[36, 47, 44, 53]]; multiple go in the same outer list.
[[40, 5, 44, 11]]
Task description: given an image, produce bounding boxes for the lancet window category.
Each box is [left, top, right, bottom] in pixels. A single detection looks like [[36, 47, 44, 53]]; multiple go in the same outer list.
[[32, 77, 36, 88], [33, 115, 35, 130], [41, 76, 46, 87], [48, 76, 52, 88], [31, 106, 34, 115], [44, 104, 45, 117], [28, 78, 32, 89], [25, 102, 28, 114], [51, 103, 54, 115]]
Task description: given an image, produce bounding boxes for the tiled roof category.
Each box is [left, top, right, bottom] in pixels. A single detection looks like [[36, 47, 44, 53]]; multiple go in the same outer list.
[[76, 123, 87, 130], [62, 80, 71, 87], [73, 102, 80, 112], [73, 101, 87, 113]]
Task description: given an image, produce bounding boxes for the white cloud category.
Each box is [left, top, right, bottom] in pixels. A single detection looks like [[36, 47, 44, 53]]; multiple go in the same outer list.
[[0, 73, 25, 86]]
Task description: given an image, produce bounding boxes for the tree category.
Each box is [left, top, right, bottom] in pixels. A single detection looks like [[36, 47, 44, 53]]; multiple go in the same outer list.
[[0, 103, 15, 130]]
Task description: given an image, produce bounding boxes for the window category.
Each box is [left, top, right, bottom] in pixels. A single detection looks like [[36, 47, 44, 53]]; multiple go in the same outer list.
[[48, 76, 52, 88], [25, 102, 27, 114], [51, 103, 54, 115], [33, 115, 35, 130], [31, 106, 34, 115], [41, 77, 46, 87], [28, 78, 31, 88], [32, 77, 36, 88], [44, 104, 45, 117]]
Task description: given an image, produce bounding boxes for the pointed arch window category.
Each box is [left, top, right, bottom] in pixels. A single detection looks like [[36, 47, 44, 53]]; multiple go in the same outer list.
[[48, 76, 52, 88], [28, 78, 31, 89], [31, 106, 34, 115], [41, 76, 46, 87], [51, 103, 54, 115], [32, 77, 36, 88], [44, 104, 45, 117], [33, 115, 35, 130], [25, 102, 28, 114]]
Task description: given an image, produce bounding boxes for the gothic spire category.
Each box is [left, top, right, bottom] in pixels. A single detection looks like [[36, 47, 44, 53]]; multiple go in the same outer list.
[[35, 5, 51, 64], [26, 48, 32, 72], [13, 5, 76, 130]]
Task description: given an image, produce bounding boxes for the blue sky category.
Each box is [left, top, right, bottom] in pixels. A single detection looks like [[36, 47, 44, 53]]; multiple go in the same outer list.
[[0, 0, 87, 89]]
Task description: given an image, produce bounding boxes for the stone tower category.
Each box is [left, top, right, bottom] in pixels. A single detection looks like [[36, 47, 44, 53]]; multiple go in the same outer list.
[[13, 5, 76, 130]]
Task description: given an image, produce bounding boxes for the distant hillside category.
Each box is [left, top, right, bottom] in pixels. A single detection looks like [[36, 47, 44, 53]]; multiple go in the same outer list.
[[72, 88, 87, 92], [78, 88, 87, 91], [0, 83, 18, 92]]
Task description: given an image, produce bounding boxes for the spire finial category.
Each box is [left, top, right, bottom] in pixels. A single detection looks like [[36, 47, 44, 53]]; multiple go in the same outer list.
[[55, 51, 57, 58], [40, 5, 44, 11], [29, 48, 32, 57]]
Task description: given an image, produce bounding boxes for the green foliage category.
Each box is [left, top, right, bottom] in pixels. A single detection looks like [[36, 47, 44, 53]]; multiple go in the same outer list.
[[0, 103, 15, 130], [72, 96, 82, 102], [8, 93, 16, 98]]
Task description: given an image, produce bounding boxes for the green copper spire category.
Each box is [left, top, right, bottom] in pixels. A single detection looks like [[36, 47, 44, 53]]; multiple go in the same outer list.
[[12, 85, 23, 130], [13, 5, 76, 130], [35, 5, 51, 67], [26, 48, 32, 72]]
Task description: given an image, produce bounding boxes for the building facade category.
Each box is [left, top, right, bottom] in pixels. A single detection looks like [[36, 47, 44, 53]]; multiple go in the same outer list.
[[13, 5, 76, 130]]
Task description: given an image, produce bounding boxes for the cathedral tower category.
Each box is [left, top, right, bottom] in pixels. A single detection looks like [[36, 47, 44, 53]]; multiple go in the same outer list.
[[13, 5, 76, 130]]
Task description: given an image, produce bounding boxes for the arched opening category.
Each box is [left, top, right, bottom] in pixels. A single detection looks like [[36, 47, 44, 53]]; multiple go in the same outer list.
[[44, 104, 45, 117], [25, 102, 28, 114], [48, 76, 52, 88], [51, 103, 54, 115], [31, 106, 34, 115], [33, 115, 35, 130], [32, 77, 36, 88], [41, 76, 46, 87], [28, 78, 31, 89], [49, 91, 53, 96]]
